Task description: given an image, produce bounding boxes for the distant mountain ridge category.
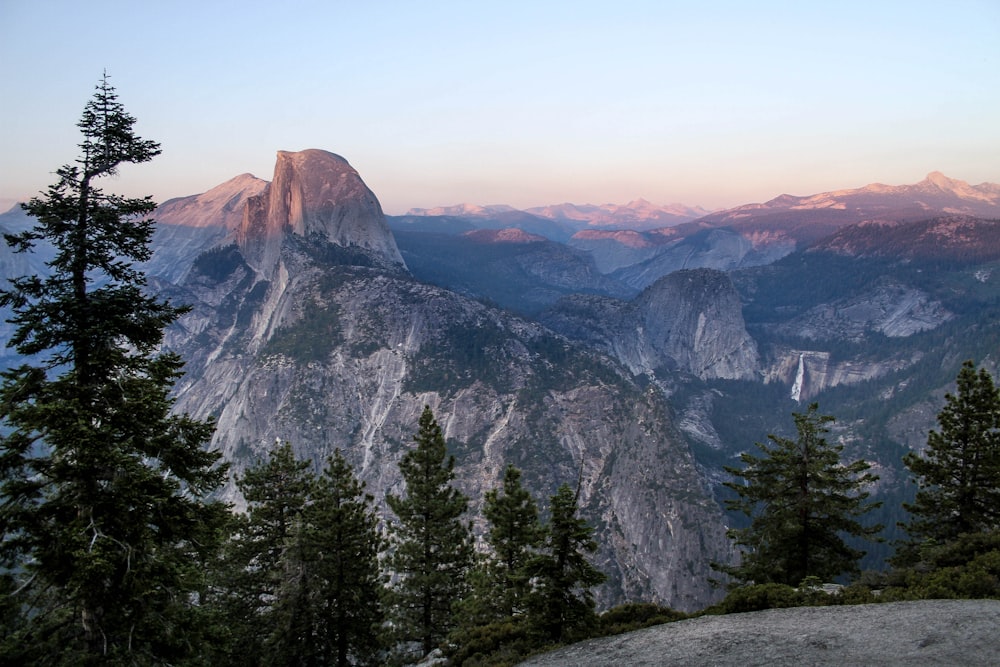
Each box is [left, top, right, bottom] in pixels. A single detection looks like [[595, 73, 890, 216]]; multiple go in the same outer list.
[[812, 215, 1000, 262], [699, 171, 1000, 229], [406, 199, 711, 231]]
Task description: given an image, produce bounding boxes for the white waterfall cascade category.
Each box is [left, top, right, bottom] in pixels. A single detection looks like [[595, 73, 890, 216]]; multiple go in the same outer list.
[[790, 353, 805, 403]]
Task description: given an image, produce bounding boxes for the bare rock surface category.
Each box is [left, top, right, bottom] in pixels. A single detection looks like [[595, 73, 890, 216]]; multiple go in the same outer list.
[[518, 600, 1000, 666]]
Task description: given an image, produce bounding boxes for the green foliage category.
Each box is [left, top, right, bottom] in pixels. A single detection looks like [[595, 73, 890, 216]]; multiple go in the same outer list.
[[710, 583, 834, 614], [214, 441, 314, 665], [385, 406, 474, 659], [445, 619, 537, 667], [263, 300, 344, 363], [901, 361, 1000, 545], [596, 602, 686, 636], [0, 74, 227, 665], [267, 450, 385, 667], [482, 464, 545, 619], [191, 243, 244, 282], [403, 319, 512, 393], [882, 531, 1000, 601], [526, 482, 607, 643], [449, 465, 544, 664], [215, 444, 384, 667], [719, 404, 882, 587]]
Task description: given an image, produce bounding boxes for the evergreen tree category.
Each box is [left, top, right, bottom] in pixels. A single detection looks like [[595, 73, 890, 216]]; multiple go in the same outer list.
[[482, 464, 543, 620], [527, 482, 606, 643], [217, 441, 314, 666], [0, 74, 227, 665], [902, 361, 1000, 544], [296, 450, 382, 667], [449, 464, 543, 655], [720, 403, 881, 587], [386, 406, 473, 659]]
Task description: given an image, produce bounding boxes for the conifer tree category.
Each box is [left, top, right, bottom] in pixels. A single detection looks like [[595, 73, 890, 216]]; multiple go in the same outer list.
[[294, 450, 382, 667], [450, 464, 543, 648], [218, 440, 314, 666], [386, 406, 473, 658], [527, 482, 606, 643], [482, 464, 544, 619], [720, 403, 881, 586], [902, 361, 1000, 543], [0, 74, 227, 665]]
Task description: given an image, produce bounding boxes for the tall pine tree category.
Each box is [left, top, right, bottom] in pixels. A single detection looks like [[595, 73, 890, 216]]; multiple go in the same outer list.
[[0, 73, 227, 665], [482, 464, 543, 620], [527, 482, 606, 643], [720, 403, 881, 586], [450, 463, 543, 650], [216, 440, 314, 666], [386, 406, 473, 659], [902, 361, 1000, 544], [268, 450, 384, 667]]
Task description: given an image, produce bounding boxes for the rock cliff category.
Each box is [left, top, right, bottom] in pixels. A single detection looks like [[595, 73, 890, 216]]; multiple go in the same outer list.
[[541, 269, 759, 382], [237, 149, 404, 276]]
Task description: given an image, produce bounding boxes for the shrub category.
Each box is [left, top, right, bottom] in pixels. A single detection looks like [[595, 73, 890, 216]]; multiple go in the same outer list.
[[597, 602, 687, 636], [712, 583, 804, 613]]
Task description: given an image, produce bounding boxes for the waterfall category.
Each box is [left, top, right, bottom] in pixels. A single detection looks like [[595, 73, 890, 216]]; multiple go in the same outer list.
[[790, 353, 805, 403]]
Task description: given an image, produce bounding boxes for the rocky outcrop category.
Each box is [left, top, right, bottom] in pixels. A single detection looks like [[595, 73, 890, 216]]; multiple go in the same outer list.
[[236, 149, 404, 276], [762, 348, 920, 403], [773, 278, 953, 342], [610, 229, 794, 291], [541, 269, 759, 382], [634, 270, 760, 380], [518, 600, 1000, 666]]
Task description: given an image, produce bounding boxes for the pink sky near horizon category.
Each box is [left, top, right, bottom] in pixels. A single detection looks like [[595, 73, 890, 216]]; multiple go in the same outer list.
[[1, 1, 998, 215]]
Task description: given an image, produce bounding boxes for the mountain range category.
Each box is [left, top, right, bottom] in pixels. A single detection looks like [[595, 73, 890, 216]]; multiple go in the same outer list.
[[2, 151, 999, 610]]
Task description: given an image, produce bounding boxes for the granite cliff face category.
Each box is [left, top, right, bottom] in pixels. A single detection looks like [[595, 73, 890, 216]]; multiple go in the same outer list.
[[237, 149, 404, 277], [541, 268, 759, 382], [157, 149, 731, 612]]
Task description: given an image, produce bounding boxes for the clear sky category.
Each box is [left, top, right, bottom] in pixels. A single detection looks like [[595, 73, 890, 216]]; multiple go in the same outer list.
[[1, 0, 998, 215]]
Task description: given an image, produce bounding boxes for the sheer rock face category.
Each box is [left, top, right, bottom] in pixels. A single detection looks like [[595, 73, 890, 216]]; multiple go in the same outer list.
[[541, 268, 759, 381], [635, 269, 760, 380], [236, 149, 404, 276]]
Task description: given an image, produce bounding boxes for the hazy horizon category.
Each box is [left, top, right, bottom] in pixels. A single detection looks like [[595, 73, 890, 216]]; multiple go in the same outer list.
[[1, 1, 997, 215]]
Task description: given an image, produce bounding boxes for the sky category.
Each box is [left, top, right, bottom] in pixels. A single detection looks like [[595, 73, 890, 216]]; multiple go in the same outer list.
[[1, 0, 998, 215]]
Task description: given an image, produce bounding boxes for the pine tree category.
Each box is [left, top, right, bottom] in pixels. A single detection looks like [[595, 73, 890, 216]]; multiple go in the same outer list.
[[386, 406, 473, 659], [527, 482, 606, 643], [720, 403, 881, 587], [217, 440, 314, 666], [0, 73, 227, 665], [449, 464, 543, 653], [482, 464, 543, 620], [902, 361, 1000, 544], [286, 449, 384, 667]]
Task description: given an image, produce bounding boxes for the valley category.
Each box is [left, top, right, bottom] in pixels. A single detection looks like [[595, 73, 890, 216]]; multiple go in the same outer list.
[[2, 151, 999, 609]]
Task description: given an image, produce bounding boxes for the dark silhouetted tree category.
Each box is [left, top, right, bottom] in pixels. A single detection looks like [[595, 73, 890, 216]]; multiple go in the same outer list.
[[215, 440, 314, 666], [482, 464, 543, 619], [527, 482, 606, 643], [450, 464, 543, 655], [385, 406, 473, 659], [902, 361, 1000, 544], [720, 403, 881, 586], [266, 449, 384, 667], [0, 73, 227, 665]]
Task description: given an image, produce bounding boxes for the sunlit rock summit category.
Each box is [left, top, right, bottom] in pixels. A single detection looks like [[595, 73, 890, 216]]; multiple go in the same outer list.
[[237, 149, 404, 275]]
